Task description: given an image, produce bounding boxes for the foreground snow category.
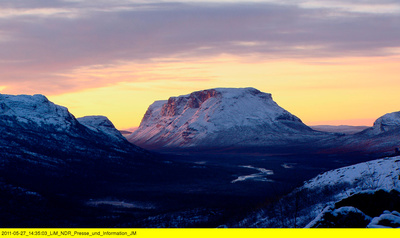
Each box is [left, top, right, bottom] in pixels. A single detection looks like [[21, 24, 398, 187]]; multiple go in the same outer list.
[[303, 156, 400, 198], [236, 156, 400, 228], [302, 156, 400, 228], [367, 210, 400, 228]]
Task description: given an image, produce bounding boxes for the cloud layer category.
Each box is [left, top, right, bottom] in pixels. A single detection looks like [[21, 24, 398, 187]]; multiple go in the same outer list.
[[0, 0, 399, 94]]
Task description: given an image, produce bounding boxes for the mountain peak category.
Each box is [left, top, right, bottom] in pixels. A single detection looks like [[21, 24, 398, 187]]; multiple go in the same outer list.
[[190, 87, 271, 100], [159, 87, 272, 117], [0, 93, 77, 130], [0, 93, 147, 169], [373, 111, 400, 132], [77, 115, 126, 142], [128, 87, 317, 150]]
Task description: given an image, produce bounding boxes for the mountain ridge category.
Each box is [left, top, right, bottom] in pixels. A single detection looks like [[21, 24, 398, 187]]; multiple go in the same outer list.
[[322, 111, 400, 155], [0, 93, 149, 175], [310, 125, 370, 135]]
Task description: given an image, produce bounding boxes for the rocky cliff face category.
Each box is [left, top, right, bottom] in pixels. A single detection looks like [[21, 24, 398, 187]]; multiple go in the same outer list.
[[128, 87, 328, 151], [159, 89, 221, 117]]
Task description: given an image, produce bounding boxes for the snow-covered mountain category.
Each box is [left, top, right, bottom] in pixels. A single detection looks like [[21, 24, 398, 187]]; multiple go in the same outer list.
[[128, 87, 330, 151], [235, 156, 400, 228], [0, 94, 78, 131], [0, 93, 159, 227], [0, 93, 147, 172], [326, 111, 400, 155], [362, 111, 400, 135], [77, 116, 127, 143]]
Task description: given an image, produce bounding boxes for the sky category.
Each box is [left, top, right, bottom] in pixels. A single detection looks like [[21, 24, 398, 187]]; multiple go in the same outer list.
[[0, 0, 399, 129]]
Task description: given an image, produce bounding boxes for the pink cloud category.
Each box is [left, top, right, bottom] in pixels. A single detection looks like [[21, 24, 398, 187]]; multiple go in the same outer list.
[[0, 1, 399, 95]]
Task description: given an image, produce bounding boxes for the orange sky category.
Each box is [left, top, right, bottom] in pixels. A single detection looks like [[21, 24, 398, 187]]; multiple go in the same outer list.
[[45, 54, 400, 129], [0, 1, 399, 129]]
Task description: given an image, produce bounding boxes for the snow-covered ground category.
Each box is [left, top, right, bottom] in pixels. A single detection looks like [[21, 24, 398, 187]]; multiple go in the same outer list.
[[236, 156, 400, 228], [303, 156, 400, 198], [302, 156, 400, 228], [367, 210, 400, 228]]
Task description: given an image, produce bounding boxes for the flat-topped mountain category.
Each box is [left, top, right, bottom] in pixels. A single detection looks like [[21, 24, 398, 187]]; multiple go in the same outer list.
[[128, 87, 329, 151]]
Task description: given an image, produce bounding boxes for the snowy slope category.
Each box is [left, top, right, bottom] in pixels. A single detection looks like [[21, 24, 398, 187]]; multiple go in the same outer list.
[[0, 94, 156, 227], [326, 111, 400, 155], [77, 116, 127, 143], [0, 94, 78, 131], [302, 157, 400, 197], [0, 93, 147, 171], [299, 157, 400, 228], [237, 156, 400, 228], [303, 156, 400, 228], [128, 87, 329, 150], [371, 111, 400, 133]]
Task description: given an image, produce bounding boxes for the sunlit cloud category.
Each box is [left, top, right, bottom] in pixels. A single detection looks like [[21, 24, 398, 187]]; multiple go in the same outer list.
[[299, 0, 400, 14], [0, 7, 80, 19], [0, 0, 399, 128]]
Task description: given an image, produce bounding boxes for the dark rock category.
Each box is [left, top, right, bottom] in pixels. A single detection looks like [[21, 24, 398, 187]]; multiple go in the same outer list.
[[310, 206, 371, 228], [335, 190, 400, 217]]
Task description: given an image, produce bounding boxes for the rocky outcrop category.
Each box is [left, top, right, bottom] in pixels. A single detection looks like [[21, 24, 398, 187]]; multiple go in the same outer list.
[[307, 190, 400, 228]]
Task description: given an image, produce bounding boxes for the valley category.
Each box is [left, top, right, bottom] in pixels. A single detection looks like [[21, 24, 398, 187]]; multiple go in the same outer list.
[[1, 89, 399, 227], [1, 150, 375, 227], [1, 0, 399, 229]]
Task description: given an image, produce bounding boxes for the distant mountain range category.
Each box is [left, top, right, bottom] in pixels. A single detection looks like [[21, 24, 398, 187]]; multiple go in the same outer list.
[[1, 89, 400, 227], [2, 89, 399, 157], [310, 125, 370, 134]]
